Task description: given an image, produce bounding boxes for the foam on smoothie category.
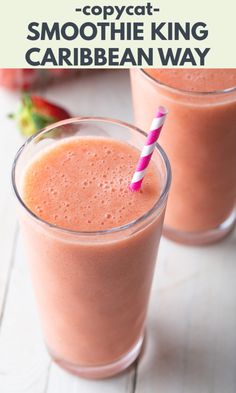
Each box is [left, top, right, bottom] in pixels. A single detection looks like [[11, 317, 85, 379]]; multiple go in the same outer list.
[[146, 69, 236, 92], [23, 137, 161, 231]]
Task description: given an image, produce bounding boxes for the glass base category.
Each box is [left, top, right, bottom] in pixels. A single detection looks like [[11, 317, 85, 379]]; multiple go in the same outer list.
[[163, 208, 236, 246], [49, 334, 144, 380]]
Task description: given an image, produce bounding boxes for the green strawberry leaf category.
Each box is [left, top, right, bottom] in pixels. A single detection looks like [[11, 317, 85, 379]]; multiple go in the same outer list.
[[22, 93, 33, 110], [31, 112, 55, 132]]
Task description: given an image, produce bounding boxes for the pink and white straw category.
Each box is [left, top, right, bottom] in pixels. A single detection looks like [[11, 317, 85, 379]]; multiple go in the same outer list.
[[129, 106, 168, 192]]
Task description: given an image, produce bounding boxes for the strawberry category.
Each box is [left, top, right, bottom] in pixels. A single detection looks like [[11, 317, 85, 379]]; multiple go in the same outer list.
[[10, 94, 70, 137], [0, 69, 37, 90]]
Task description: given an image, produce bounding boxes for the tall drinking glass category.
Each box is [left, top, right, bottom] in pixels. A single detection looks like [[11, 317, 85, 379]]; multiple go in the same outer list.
[[130, 69, 236, 245], [12, 117, 171, 379]]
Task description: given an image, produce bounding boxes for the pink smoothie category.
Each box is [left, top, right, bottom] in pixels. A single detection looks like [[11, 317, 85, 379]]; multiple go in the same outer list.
[[131, 69, 236, 241], [20, 137, 165, 373], [146, 69, 236, 92], [23, 138, 160, 231]]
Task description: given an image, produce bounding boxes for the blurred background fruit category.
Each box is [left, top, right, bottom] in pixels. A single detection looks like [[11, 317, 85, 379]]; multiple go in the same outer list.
[[0, 69, 78, 90], [9, 94, 71, 137]]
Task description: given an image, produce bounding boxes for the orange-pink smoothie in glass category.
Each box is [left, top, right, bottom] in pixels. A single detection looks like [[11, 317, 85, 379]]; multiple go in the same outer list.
[[131, 69, 236, 244], [17, 132, 169, 378]]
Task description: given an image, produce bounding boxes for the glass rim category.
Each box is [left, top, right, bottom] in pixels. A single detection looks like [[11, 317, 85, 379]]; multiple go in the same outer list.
[[12, 116, 172, 237], [139, 69, 236, 96]]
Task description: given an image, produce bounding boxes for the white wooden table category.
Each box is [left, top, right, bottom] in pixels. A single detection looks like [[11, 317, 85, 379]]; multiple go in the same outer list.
[[0, 70, 236, 393]]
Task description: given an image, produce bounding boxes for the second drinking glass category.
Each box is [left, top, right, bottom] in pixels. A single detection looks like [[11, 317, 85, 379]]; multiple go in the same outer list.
[[130, 69, 236, 245]]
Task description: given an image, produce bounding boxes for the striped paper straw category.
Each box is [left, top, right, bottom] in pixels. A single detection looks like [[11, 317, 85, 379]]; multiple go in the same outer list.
[[129, 106, 168, 192]]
